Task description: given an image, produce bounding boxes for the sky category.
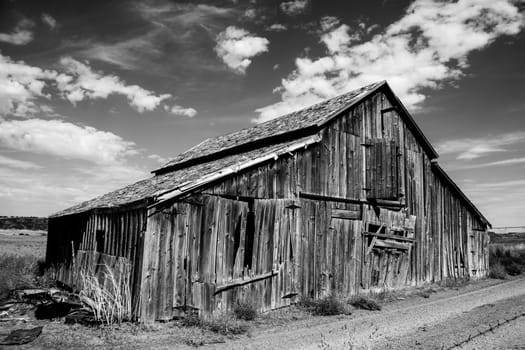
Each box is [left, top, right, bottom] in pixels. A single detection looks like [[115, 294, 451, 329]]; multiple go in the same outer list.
[[0, 0, 524, 227]]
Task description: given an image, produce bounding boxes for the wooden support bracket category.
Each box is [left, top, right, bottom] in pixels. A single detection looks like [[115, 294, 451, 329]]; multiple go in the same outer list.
[[214, 270, 278, 295]]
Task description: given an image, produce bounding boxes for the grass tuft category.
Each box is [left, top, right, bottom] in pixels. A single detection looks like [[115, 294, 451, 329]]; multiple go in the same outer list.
[[79, 266, 131, 325], [348, 296, 382, 311], [297, 295, 348, 316], [233, 301, 257, 320], [181, 313, 249, 336]]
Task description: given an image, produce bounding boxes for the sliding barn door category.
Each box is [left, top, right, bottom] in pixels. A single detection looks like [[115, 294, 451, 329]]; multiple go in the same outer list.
[[360, 206, 415, 290]]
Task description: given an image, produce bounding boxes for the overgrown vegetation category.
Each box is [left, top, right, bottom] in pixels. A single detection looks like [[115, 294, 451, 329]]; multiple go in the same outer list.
[[0, 254, 55, 301], [489, 247, 525, 279], [181, 313, 249, 336], [348, 295, 382, 311], [79, 267, 131, 325], [297, 295, 349, 316], [233, 301, 257, 320]]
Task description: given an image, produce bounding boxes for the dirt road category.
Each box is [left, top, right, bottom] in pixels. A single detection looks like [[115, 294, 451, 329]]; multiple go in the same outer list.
[[206, 277, 525, 349]]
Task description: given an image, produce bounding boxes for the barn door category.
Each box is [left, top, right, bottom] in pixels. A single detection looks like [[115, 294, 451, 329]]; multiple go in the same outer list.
[[179, 195, 249, 314], [360, 206, 415, 290]]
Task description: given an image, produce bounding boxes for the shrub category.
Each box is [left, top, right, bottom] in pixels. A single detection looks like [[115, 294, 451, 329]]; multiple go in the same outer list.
[[79, 267, 131, 325], [233, 301, 257, 320], [489, 261, 507, 279], [181, 313, 249, 336], [297, 295, 347, 316], [489, 246, 525, 278], [348, 296, 381, 311]]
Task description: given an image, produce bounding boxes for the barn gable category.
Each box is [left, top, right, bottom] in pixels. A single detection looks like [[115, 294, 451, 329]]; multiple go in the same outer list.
[[47, 81, 491, 322]]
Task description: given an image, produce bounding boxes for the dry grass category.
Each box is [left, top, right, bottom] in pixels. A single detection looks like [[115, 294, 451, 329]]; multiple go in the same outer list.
[[180, 313, 249, 336], [296, 295, 350, 316], [348, 295, 382, 311], [233, 301, 258, 320], [79, 266, 131, 325]]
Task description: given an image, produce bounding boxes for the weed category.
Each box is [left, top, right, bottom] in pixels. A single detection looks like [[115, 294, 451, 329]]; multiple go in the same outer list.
[[79, 266, 131, 325], [489, 260, 507, 279], [438, 276, 470, 289], [181, 313, 249, 336], [297, 295, 348, 316], [348, 296, 381, 311], [233, 301, 257, 320]]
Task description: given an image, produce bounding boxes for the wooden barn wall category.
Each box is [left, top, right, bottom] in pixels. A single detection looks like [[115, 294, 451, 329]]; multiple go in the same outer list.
[[139, 89, 489, 321], [46, 207, 147, 315]]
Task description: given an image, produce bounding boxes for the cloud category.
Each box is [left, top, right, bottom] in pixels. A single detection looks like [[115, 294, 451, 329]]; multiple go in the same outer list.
[[0, 118, 138, 165], [280, 0, 308, 15], [0, 53, 58, 117], [167, 104, 198, 118], [0, 19, 35, 45], [461, 156, 525, 169], [436, 131, 525, 160], [215, 26, 269, 74], [0, 154, 42, 169], [267, 24, 287, 32], [57, 57, 171, 112], [256, 0, 524, 122], [148, 154, 168, 163], [41, 13, 57, 29], [0, 53, 195, 118]]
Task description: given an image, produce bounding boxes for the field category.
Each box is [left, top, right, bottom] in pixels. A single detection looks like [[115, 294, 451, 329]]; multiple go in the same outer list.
[[0, 229, 47, 258]]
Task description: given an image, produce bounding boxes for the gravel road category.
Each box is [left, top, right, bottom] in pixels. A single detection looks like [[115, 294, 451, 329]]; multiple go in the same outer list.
[[205, 277, 525, 349]]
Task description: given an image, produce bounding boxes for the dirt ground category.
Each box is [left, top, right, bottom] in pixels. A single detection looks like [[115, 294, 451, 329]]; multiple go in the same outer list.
[[0, 230, 47, 258], [2, 277, 525, 349]]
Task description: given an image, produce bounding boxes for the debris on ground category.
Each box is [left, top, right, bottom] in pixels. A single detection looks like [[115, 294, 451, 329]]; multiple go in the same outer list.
[[0, 326, 43, 345]]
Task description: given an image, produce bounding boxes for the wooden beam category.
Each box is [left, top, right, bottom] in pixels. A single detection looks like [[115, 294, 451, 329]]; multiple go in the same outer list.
[[373, 239, 410, 250], [214, 270, 278, 295], [299, 192, 366, 205], [331, 209, 361, 220], [363, 232, 416, 242]]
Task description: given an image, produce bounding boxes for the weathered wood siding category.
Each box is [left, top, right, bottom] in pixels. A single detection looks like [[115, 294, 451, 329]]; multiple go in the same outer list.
[[46, 206, 146, 315], [134, 89, 488, 320], [49, 88, 489, 322]]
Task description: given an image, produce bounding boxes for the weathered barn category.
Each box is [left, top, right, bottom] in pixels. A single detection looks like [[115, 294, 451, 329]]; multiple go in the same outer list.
[[46, 81, 491, 322]]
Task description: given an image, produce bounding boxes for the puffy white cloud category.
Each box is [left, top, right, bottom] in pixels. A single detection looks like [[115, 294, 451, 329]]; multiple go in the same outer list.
[[0, 119, 138, 165], [256, 0, 524, 122], [0, 53, 196, 118], [41, 13, 57, 29], [215, 26, 269, 74], [58, 57, 171, 112], [436, 131, 525, 160], [0, 53, 58, 117], [0, 154, 42, 169], [0, 19, 35, 45], [267, 24, 287, 32], [167, 104, 198, 118], [280, 0, 308, 16]]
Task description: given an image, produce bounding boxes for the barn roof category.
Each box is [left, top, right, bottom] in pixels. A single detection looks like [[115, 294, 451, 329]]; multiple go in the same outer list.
[[153, 80, 438, 175], [51, 135, 320, 217], [52, 81, 488, 226]]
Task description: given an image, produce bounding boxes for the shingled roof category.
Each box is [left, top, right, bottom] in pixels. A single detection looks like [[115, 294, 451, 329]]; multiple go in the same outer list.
[[51, 135, 320, 217], [153, 81, 389, 174]]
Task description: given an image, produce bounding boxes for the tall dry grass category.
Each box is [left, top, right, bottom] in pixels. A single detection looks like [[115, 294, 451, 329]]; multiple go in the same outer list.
[[79, 266, 131, 325]]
